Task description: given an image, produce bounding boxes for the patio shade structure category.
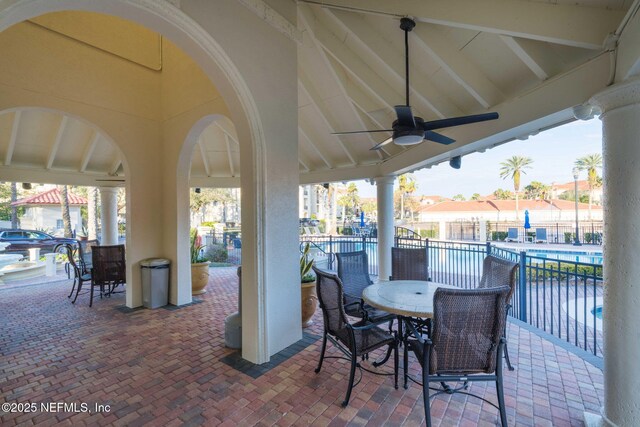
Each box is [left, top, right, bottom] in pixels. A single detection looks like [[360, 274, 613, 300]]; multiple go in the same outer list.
[[0, 1, 639, 425]]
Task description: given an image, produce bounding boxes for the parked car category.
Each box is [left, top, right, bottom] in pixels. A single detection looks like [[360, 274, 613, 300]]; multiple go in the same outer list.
[[0, 229, 78, 257], [299, 218, 320, 227]]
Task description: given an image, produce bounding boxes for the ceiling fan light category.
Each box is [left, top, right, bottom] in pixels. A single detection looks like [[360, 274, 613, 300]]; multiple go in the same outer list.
[[394, 134, 423, 145]]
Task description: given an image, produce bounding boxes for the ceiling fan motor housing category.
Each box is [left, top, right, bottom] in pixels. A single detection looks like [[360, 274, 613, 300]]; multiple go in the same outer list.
[[392, 117, 425, 145]]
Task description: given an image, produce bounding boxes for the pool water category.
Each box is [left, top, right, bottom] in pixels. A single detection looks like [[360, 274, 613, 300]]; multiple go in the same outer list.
[[521, 249, 603, 265], [591, 305, 603, 319]]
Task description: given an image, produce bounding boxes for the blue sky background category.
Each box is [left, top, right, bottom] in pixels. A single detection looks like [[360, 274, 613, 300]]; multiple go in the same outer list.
[[355, 118, 603, 199]]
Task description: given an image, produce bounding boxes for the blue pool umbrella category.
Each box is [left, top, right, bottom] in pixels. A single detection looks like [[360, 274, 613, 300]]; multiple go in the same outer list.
[[360, 211, 365, 227], [524, 210, 531, 229]]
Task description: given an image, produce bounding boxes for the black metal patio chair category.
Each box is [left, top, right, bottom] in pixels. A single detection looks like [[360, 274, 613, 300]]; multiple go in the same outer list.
[[478, 255, 518, 370], [405, 286, 510, 427], [312, 266, 398, 407], [62, 243, 92, 301], [390, 246, 429, 281]]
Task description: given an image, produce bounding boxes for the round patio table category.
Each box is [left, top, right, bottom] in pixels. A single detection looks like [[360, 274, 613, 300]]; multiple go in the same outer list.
[[362, 280, 456, 318]]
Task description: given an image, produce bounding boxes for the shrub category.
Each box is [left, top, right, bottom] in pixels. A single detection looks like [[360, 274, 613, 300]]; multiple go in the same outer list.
[[492, 231, 508, 241], [419, 229, 438, 238], [204, 244, 228, 263]]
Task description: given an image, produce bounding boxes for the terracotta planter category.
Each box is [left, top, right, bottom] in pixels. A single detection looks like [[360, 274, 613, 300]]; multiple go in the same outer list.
[[191, 261, 211, 295], [301, 281, 318, 328]]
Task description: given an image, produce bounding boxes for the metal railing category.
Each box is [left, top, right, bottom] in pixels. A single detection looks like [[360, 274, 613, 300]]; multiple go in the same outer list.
[[203, 230, 242, 265], [300, 232, 604, 358]]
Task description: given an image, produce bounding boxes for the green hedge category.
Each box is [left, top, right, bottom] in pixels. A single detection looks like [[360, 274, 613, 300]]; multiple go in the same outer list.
[[492, 231, 508, 241], [527, 262, 602, 280], [204, 244, 228, 263]]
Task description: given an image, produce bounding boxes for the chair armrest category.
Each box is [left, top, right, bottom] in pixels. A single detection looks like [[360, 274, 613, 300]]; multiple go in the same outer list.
[[350, 317, 396, 331]]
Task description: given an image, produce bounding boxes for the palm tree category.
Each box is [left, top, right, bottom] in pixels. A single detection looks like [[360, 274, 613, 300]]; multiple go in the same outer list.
[[10, 182, 18, 229], [59, 185, 73, 237], [397, 174, 417, 220], [575, 153, 603, 220], [499, 156, 533, 220]]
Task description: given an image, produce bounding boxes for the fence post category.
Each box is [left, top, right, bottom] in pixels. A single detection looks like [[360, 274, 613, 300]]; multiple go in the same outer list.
[[518, 251, 527, 322], [328, 235, 333, 270], [486, 241, 491, 256]]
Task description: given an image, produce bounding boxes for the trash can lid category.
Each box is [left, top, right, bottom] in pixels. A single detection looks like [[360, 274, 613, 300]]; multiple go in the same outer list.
[[141, 258, 170, 267]]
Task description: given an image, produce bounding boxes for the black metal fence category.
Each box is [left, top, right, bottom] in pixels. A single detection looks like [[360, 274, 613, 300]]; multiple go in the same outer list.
[[301, 230, 604, 358], [203, 230, 242, 265]]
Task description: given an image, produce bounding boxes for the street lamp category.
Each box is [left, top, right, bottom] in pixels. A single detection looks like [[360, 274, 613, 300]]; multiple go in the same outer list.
[[573, 168, 582, 246]]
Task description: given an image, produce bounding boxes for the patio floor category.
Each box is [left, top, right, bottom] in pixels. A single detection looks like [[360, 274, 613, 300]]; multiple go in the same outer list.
[[1, 267, 603, 426]]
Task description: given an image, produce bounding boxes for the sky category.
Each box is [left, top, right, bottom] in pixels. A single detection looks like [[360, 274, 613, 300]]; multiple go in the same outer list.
[[355, 118, 603, 199]]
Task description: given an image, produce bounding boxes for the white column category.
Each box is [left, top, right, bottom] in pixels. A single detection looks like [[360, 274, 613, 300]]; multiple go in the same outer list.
[[376, 176, 395, 280], [589, 77, 640, 427], [309, 184, 317, 218], [88, 187, 98, 240], [99, 187, 119, 245], [439, 221, 447, 240]]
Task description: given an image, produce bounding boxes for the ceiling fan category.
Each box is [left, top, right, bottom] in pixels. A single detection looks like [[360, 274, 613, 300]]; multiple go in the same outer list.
[[332, 17, 499, 151]]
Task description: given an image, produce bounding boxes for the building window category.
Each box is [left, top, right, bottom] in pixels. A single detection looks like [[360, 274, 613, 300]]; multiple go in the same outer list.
[[56, 219, 64, 229]]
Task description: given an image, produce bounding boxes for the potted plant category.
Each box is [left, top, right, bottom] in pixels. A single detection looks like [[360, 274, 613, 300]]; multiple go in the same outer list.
[[300, 242, 318, 327], [190, 228, 211, 295]]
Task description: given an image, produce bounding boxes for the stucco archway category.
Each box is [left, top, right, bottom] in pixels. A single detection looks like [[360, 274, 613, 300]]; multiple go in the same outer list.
[[0, 0, 278, 363]]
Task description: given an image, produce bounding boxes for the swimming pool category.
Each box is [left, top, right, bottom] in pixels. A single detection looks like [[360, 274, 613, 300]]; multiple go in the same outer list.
[[518, 248, 603, 265]]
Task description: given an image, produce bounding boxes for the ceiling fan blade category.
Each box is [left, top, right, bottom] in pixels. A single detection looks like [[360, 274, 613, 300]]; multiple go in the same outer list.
[[394, 105, 415, 127], [425, 131, 455, 145], [370, 137, 393, 151], [423, 112, 499, 131], [332, 129, 393, 135]]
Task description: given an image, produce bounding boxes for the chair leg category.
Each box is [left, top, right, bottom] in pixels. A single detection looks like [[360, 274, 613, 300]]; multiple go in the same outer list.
[[496, 372, 508, 426], [504, 341, 515, 371], [72, 281, 83, 304], [89, 284, 95, 308], [403, 340, 409, 389], [68, 277, 77, 298], [423, 367, 432, 427], [314, 332, 327, 374], [372, 345, 393, 367], [342, 351, 357, 407], [503, 317, 515, 371], [393, 341, 398, 390]]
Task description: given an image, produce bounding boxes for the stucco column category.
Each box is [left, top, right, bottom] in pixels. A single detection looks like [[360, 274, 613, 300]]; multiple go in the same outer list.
[[589, 77, 640, 427], [99, 187, 119, 245], [376, 176, 395, 280]]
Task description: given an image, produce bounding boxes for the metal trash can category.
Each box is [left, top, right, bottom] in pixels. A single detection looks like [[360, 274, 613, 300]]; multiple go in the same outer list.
[[141, 258, 170, 309]]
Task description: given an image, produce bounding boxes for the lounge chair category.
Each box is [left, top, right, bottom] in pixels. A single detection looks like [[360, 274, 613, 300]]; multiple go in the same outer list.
[[505, 228, 519, 242], [535, 228, 548, 243]]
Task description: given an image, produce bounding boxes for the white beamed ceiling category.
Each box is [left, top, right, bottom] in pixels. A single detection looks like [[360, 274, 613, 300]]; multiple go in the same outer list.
[[0, 0, 636, 187]]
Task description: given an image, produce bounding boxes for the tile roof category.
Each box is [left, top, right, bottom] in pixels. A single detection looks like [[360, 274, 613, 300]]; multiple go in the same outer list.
[[11, 188, 87, 206], [418, 199, 600, 213]]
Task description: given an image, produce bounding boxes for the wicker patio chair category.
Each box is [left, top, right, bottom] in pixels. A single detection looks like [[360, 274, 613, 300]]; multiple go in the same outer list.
[[335, 250, 394, 323], [91, 245, 126, 307], [312, 266, 398, 407], [405, 286, 510, 427], [390, 247, 429, 281], [62, 244, 92, 301], [479, 255, 518, 370]]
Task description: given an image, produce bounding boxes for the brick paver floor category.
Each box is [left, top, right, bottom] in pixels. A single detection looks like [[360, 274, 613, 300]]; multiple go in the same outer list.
[[1, 267, 604, 426]]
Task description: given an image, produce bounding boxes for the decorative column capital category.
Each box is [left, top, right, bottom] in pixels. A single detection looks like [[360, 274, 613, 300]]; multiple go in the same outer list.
[[373, 176, 395, 186], [590, 77, 640, 115], [98, 186, 119, 195]]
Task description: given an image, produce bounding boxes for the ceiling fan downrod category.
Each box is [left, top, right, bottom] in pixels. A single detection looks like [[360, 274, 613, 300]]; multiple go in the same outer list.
[[400, 17, 416, 107]]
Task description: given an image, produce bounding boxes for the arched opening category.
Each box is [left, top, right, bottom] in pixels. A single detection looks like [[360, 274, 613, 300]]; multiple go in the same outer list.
[[0, 0, 284, 364]]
